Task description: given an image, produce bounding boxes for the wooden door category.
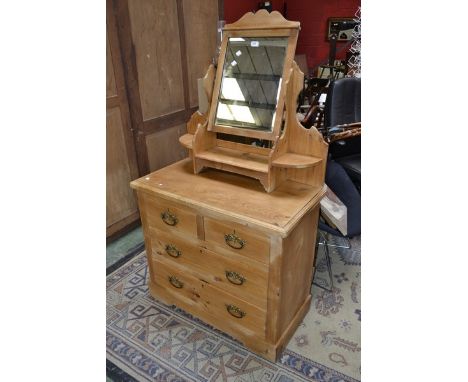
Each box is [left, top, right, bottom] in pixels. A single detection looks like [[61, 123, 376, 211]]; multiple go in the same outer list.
[[106, 0, 140, 237], [111, 0, 220, 175]]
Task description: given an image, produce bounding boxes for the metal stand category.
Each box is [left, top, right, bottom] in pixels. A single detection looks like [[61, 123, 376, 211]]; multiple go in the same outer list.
[[319, 235, 351, 249], [312, 232, 333, 292], [312, 232, 352, 292]]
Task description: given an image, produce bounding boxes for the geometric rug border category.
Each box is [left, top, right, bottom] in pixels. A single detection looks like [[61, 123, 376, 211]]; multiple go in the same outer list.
[[107, 358, 139, 382], [107, 353, 146, 382], [106, 334, 189, 382], [107, 250, 359, 382], [281, 349, 360, 382]]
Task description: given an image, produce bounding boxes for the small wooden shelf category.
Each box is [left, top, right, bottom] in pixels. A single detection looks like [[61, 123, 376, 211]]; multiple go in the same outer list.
[[179, 133, 193, 149], [197, 146, 269, 173], [271, 153, 322, 169]]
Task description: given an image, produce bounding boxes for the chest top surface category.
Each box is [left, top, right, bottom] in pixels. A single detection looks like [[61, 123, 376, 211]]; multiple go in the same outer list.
[[131, 159, 325, 235]]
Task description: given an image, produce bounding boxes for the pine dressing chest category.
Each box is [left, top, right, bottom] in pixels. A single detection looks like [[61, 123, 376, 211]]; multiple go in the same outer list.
[[131, 159, 325, 361], [130, 10, 328, 361]]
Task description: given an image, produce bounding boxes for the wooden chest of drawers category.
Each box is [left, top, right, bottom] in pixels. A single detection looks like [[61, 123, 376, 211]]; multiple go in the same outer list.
[[131, 159, 325, 361]]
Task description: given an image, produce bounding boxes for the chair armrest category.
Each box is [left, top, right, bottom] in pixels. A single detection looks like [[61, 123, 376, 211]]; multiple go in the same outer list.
[[328, 128, 361, 143], [328, 122, 361, 131], [325, 122, 361, 143]]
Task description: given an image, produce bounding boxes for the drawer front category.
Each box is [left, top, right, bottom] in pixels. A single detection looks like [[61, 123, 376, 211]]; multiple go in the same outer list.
[[144, 195, 197, 237], [204, 217, 270, 264], [150, 228, 268, 310], [151, 259, 266, 339]]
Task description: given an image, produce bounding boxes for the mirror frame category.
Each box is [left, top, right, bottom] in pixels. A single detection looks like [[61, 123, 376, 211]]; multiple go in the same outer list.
[[207, 11, 300, 141]]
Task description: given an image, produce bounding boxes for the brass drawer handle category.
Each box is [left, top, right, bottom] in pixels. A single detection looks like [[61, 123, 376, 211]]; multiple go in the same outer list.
[[226, 304, 246, 319], [161, 209, 178, 226], [168, 275, 184, 289], [224, 231, 246, 250], [225, 270, 246, 285], [165, 244, 181, 258]]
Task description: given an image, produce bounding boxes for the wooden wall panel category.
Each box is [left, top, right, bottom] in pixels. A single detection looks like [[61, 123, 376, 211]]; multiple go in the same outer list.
[[107, 107, 138, 227], [128, 0, 185, 121], [183, 0, 219, 108], [107, 0, 140, 239], [146, 123, 188, 172], [106, 32, 117, 98], [112, 0, 219, 179]]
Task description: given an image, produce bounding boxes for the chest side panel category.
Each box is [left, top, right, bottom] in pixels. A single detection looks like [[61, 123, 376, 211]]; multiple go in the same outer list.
[[278, 206, 320, 335]]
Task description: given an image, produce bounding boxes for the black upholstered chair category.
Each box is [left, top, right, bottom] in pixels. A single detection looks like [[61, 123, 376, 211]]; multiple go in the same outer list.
[[324, 77, 361, 189]]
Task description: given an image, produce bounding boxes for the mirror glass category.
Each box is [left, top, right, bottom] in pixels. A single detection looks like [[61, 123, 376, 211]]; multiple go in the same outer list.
[[215, 37, 288, 132]]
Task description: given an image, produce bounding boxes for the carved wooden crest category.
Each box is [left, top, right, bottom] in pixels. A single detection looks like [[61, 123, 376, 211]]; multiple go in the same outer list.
[[224, 10, 300, 30]]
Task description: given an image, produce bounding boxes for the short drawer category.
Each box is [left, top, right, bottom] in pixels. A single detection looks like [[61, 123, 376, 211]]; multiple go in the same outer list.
[[144, 195, 197, 238], [150, 228, 268, 310], [204, 217, 270, 264], [151, 259, 266, 339]]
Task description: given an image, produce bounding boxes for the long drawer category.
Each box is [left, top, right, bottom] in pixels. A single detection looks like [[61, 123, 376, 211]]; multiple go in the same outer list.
[[204, 217, 270, 264], [150, 228, 268, 310], [144, 194, 198, 238], [150, 258, 266, 339]]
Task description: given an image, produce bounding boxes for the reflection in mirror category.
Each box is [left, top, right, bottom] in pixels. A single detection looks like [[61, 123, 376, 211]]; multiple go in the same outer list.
[[215, 37, 288, 132]]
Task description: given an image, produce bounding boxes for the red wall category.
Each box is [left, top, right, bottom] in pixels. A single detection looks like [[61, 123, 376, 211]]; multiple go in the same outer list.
[[223, 0, 360, 74]]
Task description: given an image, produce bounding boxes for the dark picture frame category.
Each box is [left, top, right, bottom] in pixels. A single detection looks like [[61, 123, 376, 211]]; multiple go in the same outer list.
[[327, 17, 357, 41]]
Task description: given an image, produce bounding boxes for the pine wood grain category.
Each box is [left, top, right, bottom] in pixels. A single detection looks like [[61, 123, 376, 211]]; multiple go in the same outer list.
[[136, 191, 156, 277], [269, 61, 328, 190], [265, 234, 283, 343], [224, 10, 300, 31], [204, 217, 270, 264], [283, 61, 328, 187], [150, 228, 269, 309], [186, 111, 207, 135], [131, 159, 324, 237], [271, 153, 322, 169], [143, 193, 198, 238], [274, 294, 312, 356], [216, 140, 271, 156], [196, 146, 270, 173], [278, 207, 319, 335], [150, 258, 267, 338], [179, 133, 193, 149]]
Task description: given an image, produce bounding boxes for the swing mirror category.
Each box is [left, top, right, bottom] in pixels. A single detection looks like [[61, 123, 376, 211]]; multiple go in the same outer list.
[[215, 36, 287, 134], [207, 13, 299, 141]]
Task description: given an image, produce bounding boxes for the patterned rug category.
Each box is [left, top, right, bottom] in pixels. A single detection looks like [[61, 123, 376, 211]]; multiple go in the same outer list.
[[106, 234, 361, 382]]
